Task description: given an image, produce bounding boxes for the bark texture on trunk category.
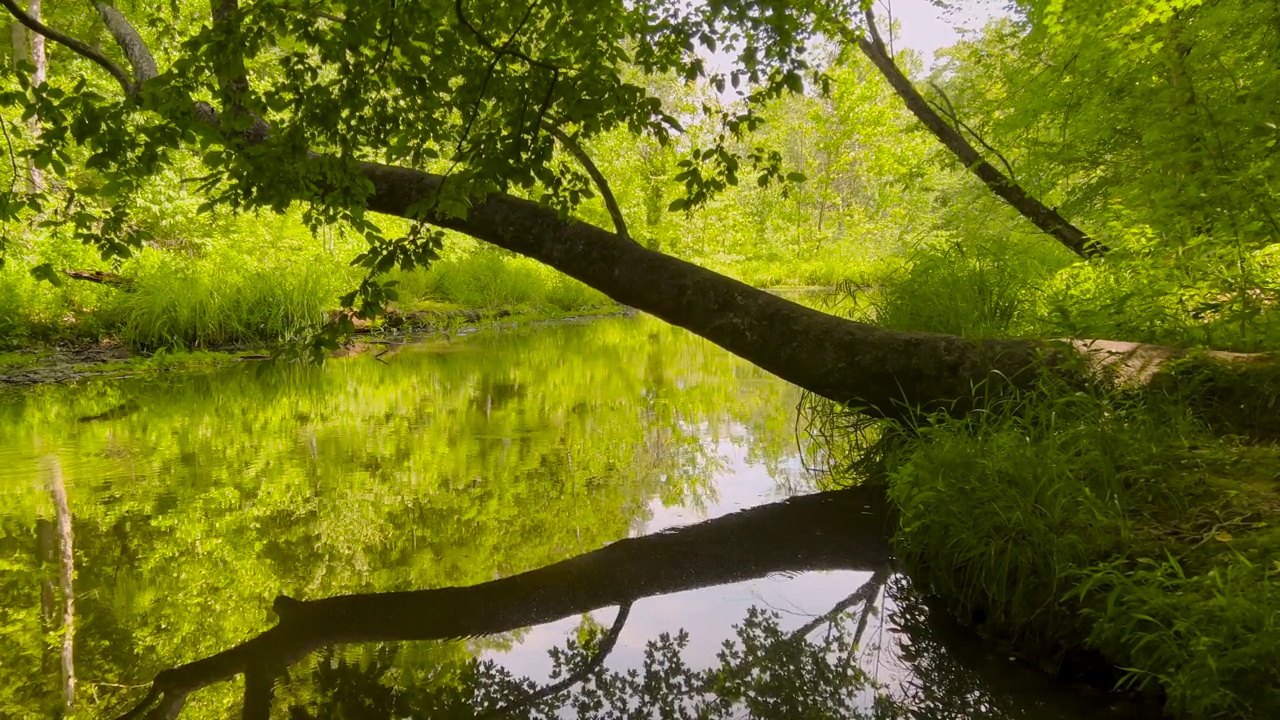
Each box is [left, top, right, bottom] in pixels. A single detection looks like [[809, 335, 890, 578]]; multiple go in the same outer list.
[[358, 161, 1073, 419], [25, 0, 43, 191]]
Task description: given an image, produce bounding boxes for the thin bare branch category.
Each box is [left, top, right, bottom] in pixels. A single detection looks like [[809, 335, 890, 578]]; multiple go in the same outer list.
[[455, 0, 564, 71], [477, 601, 633, 719], [927, 82, 1019, 184], [0, 0, 132, 94], [546, 123, 633, 241]]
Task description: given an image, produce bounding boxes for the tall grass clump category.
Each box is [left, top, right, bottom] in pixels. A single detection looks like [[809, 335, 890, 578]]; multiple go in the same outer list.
[[389, 249, 611, 313], [877, 379, 1280, 718], [107, 246, 353, 349], [859, 237, 1069, 337]]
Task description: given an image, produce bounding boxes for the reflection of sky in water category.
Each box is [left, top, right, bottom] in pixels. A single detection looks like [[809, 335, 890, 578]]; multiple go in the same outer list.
[[487, 433, 898, 703], [480, 430, 1149, 720]]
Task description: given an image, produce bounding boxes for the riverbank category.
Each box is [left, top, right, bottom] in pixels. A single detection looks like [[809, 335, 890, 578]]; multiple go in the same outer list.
[[842, 381, 1280, 720], [0, 306, 626, 388]]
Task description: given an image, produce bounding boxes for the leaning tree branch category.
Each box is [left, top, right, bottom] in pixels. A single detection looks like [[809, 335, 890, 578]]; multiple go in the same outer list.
[[0, 0, 133, 94], [831, 8, 1105, 258], [545, 123, 633, 241], [926, 82, 1019, 185], [94, 3, 158, 86]]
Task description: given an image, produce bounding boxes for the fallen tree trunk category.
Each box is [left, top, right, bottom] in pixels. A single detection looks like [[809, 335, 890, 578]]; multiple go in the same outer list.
[[359, 161, 1078, 420]]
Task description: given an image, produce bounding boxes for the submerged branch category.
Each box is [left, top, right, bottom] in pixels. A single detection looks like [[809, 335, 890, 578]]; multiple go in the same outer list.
[[116, 489, 892, 719]]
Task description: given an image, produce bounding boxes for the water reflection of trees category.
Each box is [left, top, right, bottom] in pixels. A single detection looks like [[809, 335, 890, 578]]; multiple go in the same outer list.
[[0, 317, 810, 718], [112, 485, 1131, 720], [275, 574, 1119, 720], [113, 489, 891, 718], [283, 592, 894, 720]]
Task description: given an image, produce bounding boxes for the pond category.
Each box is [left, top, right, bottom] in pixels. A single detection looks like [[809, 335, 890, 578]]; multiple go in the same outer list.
[[0, 315, 1150, 719]]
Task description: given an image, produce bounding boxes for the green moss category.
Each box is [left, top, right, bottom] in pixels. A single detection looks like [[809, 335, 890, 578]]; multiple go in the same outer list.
[[0, 352, 41, 371]]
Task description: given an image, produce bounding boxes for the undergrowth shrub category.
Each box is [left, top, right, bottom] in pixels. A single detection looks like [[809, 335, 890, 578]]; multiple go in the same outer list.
[[107, 246, 352, 349], [1072, 552, 1280, 718], [856, 237, 1067, 337], [389, 249, 610, 312], [1038, 235, 1280, 352], [0, 240, 114, 346], [878, 381, 1280, 719]]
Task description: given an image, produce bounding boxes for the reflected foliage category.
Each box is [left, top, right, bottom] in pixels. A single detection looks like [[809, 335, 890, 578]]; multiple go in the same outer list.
[[276, 576, 1120, 720], [0, 315, 804, 718]]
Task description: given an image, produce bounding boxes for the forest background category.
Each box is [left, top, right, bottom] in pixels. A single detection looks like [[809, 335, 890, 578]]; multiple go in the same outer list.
[[2, 1, 1280, 718], [5, 0, 1275, 356]]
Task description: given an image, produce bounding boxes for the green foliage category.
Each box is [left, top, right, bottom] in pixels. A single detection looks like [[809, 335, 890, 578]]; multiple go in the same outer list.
[[858, 236, 1069, 337], [390, 248, 610, 314], [879, 381, 1280, 718], [1072, 553, 1280, 718], [0, 315, 807, 718], [106, 243, 348, 349], [1037, 240, 1280, 351]]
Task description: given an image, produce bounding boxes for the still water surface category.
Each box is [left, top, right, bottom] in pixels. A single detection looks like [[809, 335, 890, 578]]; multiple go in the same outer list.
[[0, 315, 1145, 718]]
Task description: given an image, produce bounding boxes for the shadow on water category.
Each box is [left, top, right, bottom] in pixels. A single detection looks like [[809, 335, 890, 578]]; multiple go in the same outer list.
[[0, 316, 1158, 719]]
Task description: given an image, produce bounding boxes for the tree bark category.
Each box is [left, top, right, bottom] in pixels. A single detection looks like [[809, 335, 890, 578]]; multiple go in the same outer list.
[[841, 10, 1104, 259], [25, 0, 42, 191], [357, 160, 1083, 419]]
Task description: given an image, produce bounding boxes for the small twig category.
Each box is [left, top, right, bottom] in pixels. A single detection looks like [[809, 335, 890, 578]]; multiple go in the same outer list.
[[179, 172, 222, 186], [372, 0, 398, 74], [1, 118, 20, 195], [545, 123, 632, 241], [454, 0, 564, 72], [926, 84, 1020, 184]]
